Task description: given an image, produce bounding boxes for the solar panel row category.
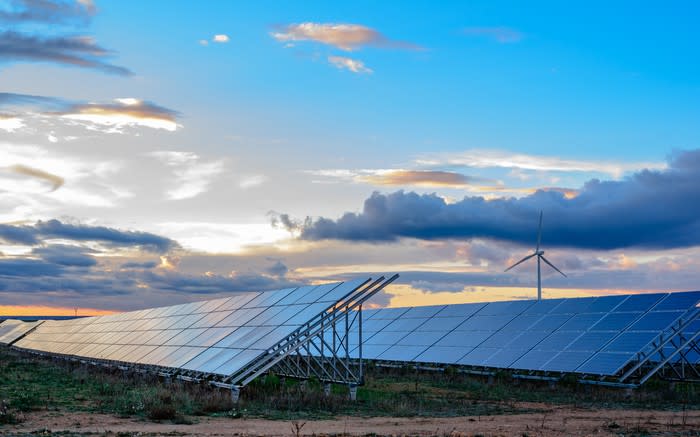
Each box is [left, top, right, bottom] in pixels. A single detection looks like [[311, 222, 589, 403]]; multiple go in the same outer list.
[[13, 278, 370, 379], [0, 319, 42, 345], [313, 291, 700, 377]]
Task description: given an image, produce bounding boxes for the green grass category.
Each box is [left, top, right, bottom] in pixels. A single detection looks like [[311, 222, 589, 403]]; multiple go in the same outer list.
[[0, 348, 698, 425]]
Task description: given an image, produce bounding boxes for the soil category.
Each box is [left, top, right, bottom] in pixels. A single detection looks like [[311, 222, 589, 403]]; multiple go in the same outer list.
[[3, 402, 700, 436]]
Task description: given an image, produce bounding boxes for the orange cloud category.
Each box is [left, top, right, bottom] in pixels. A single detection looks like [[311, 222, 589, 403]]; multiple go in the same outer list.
[[60, 98, 179, 131], [358, 170, 478, 187], [271, 22, 421, 51]]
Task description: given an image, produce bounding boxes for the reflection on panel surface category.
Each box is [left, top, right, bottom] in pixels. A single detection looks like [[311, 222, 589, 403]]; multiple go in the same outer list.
[[13, 278, 369, 379], [352, 291, 700, 377]]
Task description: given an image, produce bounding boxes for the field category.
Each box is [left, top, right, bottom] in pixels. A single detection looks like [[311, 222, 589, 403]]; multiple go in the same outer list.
[[1, 348, 699, 436]]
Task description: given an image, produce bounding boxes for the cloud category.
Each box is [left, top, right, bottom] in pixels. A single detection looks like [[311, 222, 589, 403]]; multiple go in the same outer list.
[[328, 55, 372, 74], [7, 164, 64, 191], [140, 269, 299, 295], [358, 170, 489, 188], [120, 260, 158, 269], [0, 223, 40, 245], [416, 149, 666, 179], [0, 114, 23, 131], [59, 98, 180, 132], [200, 34, 230, 45], [34, 219, 178, 253], [0, 0, 95, 24], [462, 27, 524, 43], [149, 151, 225, 200], [0, 93, 180, 132], [271, 22, 421, 51], [32, 244, 96, 267], [285, 149, 700, 251], [0, 91, 66, 109], [306, 168, 499, 189], [239, 174, 267, 189], [265, 259, 288, 277], [0, 219, 177, 252], [0, 258, 65, 277], [0, 31, 132, 75]]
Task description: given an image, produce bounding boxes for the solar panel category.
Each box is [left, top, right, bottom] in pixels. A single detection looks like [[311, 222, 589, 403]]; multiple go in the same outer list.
[[13, 277, 385, 386], [0, 320, 42, 345], [356, 291, 700, 380]]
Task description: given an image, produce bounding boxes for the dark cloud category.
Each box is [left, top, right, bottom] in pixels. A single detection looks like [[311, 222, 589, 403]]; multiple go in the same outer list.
[[0, 0, 95, 25], [34, 219, 178, 253], [292, 150, 700, 250], [141, 270, 300, 295], [0, 219, 177, 253], [0, 31, 131, 75], [32, 244, 96, 267], [0, 223, 40, 245], [265, 259, 288, 277], [120, 261, 158, 269], [0, 258, 65, 277]]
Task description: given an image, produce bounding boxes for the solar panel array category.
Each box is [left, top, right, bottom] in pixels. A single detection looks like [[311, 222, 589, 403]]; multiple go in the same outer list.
[[13, 278, 369, 379], [0, 319, 42, 345], [316, 291, 700, 376]]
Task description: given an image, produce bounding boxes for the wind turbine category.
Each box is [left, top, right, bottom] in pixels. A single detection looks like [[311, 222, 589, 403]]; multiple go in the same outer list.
[[504, 211, 566, 301]]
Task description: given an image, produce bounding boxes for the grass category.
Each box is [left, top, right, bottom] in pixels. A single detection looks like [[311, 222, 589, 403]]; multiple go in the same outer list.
[[0, 348, 699, 425]]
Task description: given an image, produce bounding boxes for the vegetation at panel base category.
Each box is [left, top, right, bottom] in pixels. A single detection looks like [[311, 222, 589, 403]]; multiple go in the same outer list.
[[1, 348, 700, 425]]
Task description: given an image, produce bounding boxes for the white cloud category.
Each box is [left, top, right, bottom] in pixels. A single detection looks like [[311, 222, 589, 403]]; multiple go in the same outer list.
[[0, 116, 24, 132], [213, 34, 230, 43], [328, 56, 373, 74], [416, 149, 666, 179], [149, 151, 225, 200], [239, 174, 267, 189], [155, 221, 289, 253]]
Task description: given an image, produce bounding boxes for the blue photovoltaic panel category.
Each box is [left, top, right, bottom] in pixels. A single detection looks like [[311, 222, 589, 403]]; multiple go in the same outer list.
[[603, 332, 659, 353], [415, 346, 468, 364], [652, 291, 700, 311], [12, 279, 372, 379], [357, 290, 700, 377], [592, 312, 641, 331], [577, 352, 634, 375], [614, 293, 665, 312]]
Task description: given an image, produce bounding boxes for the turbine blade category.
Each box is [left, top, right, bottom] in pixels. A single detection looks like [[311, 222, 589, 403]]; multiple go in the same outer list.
[[540, 255, 567, 277], [504, 253, 537, 272], [536, 210, 543, 252]]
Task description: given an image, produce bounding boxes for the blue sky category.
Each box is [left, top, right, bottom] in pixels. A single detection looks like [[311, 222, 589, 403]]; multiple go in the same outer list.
[[1, 0, 700, 313]]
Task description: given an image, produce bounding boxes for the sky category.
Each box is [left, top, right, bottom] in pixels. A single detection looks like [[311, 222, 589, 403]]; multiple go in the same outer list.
[[1, 0, 700, 315]]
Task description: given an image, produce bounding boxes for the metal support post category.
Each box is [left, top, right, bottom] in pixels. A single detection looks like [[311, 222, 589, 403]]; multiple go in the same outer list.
[[348, 384, 357, 401], [230, 386, 241, 403]]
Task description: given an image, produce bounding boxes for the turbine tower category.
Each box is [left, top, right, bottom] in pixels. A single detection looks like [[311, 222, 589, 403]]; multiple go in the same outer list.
[[504, 211, 566, 301]]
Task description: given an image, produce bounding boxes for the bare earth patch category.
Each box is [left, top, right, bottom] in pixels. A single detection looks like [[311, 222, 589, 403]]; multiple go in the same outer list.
[[4, 402, 700, 436]]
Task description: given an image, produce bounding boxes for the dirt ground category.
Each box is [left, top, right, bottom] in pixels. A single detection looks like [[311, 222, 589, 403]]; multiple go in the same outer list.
[[3, 402, 700, 437]]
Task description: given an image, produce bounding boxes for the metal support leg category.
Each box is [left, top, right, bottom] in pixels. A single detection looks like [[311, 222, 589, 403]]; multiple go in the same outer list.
[[231, 386, 241, 403], [348, 384, 357, 401]]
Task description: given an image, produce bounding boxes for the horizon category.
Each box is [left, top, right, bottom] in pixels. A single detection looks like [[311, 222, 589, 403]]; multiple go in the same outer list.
[[2, 0, 700, 314]]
